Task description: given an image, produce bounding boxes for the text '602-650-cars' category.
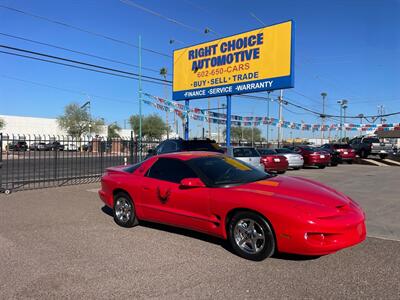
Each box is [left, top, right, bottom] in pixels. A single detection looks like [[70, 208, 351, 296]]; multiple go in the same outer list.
[[99, 151, 366, 261]]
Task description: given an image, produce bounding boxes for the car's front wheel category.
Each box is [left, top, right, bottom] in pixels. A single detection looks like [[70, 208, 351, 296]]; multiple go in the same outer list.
[[113, 192, 138, 228], [228, 211, 275, 261]]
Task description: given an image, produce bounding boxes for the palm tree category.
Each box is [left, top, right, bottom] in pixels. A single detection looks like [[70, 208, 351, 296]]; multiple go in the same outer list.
[[0, 118, 4, 130], [107, 122, 121, 138], [160, 67, 170, 138]]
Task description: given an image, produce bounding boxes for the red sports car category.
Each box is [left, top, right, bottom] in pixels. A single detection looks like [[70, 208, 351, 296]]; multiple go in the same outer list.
[[258, 149, 289, 174], [99, 152, 366, 261]]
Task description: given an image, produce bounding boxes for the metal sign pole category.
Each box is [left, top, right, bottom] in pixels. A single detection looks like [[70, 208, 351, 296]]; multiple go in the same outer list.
[[226, 95, 232, 147], [184, 99, 189, 140]]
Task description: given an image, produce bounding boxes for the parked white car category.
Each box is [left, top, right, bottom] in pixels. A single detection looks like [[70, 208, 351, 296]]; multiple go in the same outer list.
[[275, 148, 304, 169], [63, 143, 78, 151]]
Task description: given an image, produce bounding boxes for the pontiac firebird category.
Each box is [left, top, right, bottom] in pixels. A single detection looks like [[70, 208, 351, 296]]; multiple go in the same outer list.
[[99, 152, 366, 261]]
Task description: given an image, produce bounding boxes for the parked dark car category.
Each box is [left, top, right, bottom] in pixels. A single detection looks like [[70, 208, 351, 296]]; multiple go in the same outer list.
[[321, 143, 356, 164], [46, 141, 64, 151], [7, 141, 28, 151], [290, 145, 331, 169], [349, 136, 392, 159], [147, 139, 223, 158]]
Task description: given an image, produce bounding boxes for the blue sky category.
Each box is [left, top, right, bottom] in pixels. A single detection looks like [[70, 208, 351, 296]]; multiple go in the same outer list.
[[1, 0, 399, 139]]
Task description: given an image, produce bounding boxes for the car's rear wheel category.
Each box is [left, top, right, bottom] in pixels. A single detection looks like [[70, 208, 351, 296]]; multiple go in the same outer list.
[[347, 160, 353, 164], [113, 192, 138, 228], [228, 211, 275, 261]]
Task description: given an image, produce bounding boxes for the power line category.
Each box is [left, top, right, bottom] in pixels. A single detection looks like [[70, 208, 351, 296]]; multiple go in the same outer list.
[[0, 50, 168, 86], [0, 32, 167, 75], [0, 4, 171, 58], [0, 74, 138, 105], [0, 44, 172, 84], [235, 93, 400, 119], [119, 0, 216, 35]]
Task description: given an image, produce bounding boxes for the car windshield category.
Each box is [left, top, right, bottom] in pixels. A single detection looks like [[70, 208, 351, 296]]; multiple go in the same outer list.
[[275, 148, 295, 154], [182, 140, 223, 152], [333, 144, 352, 149], [233, 147, 260, 157], [301, 146, 317, 152], [258, 149, 277, 155], [189, 155, 269, 186]]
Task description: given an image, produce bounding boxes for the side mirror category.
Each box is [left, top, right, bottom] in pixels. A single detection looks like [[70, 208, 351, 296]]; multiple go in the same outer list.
[[180, 178, 206, 189]]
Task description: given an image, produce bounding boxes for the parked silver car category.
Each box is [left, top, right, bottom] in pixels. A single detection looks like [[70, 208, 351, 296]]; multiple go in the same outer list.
[[275, 148, 304, 169], [226, 146, 265, 171]]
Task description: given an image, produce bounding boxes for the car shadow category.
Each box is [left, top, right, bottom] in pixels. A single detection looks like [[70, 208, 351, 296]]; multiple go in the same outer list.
[[101, 205, 232, 252], [101, 205, 322, 262]]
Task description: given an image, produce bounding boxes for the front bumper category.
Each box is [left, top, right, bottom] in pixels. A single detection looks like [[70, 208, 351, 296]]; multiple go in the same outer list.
[[277, 211, 366, 255]]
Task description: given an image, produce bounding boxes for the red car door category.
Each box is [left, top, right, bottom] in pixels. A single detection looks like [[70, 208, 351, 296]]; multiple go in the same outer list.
[[139, 157, 216, 234]]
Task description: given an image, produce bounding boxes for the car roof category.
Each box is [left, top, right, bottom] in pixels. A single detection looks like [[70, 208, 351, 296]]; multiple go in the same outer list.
[[156, 151, 223, 161]]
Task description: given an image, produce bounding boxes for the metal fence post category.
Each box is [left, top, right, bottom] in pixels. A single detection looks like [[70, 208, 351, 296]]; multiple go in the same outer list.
[[130, 131, 134, 164], [0, 133, 3, 191]]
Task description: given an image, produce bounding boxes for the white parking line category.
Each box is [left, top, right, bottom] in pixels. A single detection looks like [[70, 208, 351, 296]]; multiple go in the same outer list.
[[383, 159, 400, 166], [367, 235, 400, 242], [361, 159, 388, 166], [87, 188, 98, 193]]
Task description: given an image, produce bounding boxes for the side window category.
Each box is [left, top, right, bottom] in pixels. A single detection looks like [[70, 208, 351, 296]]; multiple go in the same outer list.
[[146, 158, 198, 183], [161, 141, 178, 153]]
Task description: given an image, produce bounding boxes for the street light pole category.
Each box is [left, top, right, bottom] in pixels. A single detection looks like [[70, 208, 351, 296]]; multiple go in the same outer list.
[[277, 90, 283, 148], [266, 91, 271, 146], [343, 104, 348, 140], [138, 35, 143, 161]]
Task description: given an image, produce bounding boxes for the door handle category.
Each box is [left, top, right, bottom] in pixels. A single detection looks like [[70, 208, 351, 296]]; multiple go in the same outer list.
[[143, 186, 150, 191]]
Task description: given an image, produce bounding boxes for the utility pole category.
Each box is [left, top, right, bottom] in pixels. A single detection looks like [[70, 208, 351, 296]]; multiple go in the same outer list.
[[378, 105, 385, 124], [320, 92, 327, 145], [277, 90, 283, 148], [337, 99, 347, 143]]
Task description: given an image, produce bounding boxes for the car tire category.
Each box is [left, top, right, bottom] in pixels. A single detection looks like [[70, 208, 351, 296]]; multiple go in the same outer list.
[[113, 192, 138, 228], [293, 167, 301, 170], [379, 154, 388, 160], [277, 170, 286, 174], [330, 163, 338, 167], [347, 160, 353, 164], [227, 211, 275, 261], [318, 165, 326, 169]]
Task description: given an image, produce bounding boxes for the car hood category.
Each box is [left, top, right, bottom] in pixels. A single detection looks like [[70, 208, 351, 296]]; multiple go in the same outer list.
[[233, 176, 351, 214]]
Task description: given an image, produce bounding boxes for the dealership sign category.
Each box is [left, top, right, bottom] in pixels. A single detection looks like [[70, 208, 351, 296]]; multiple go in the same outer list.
[[173, 20, 294, 100]]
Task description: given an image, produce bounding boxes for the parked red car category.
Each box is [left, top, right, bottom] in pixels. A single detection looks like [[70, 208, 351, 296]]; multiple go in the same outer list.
[[291, 146, 331, 169], [258, 149, 289, 174], [321, 143, 356, 164]]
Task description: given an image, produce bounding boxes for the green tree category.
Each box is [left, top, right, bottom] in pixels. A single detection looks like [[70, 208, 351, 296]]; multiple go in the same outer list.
[[129, 114, 167, 140], [107, 123, 121, 138], [0, 118, 5, 130], [57, 103, 105, 137], [223, 126, 262, 143]]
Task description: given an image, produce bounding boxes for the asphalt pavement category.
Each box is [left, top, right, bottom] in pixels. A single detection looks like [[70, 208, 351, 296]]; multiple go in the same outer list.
[[0, 165, 399, 299]]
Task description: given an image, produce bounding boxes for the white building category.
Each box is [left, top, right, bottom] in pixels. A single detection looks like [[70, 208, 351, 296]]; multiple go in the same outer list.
[[0, 114, 109, 139]]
